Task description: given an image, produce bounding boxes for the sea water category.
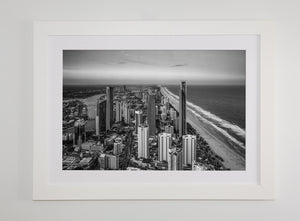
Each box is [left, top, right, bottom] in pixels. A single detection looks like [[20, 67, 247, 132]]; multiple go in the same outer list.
[[165, 85, 246, 147]]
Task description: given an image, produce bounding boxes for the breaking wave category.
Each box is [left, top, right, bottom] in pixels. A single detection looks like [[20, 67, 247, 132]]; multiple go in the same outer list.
[[161, 86, 246, 149]]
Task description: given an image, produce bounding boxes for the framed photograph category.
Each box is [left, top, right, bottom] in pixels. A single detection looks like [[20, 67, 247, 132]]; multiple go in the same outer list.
[[33, 21, 274, 200]]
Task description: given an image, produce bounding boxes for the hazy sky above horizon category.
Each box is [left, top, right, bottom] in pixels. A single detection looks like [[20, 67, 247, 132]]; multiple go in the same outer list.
[[63, 50, 245, 85]]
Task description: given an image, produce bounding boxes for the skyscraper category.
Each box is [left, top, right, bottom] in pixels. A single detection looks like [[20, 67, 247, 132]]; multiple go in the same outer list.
[[170, 108, 178, 132], [113, 141, 123, 155], [161, 105, 167, 115], [96, 98, 106, 135], [165, 97, 170, 111], [135, 110, 143, 134], [99, 154, 106, 170], [122, 103, 131, 124], [165, 125, 174, 136], [155, 105, 159, 116], [106, 86, 113, 131], [138, 125, 149, 159], [179, 81, 187, 137], [176, 148, 183, 170], [142, 91, 149, 103], [106, 154, 119, 170], [115, 100, 122, 122], [73, 119, 86, 147], [168, 149, 181, 171], [147, 91, 156, 136], [158, 132, 172, 161], [170, 108, 177, 121], [182, 134, 197, 165]]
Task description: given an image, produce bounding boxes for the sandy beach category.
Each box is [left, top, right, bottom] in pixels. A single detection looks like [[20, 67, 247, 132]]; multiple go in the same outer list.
[[161, 87, 245, 170]]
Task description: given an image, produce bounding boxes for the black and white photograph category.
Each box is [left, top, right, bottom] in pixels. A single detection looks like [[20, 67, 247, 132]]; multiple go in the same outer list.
[[62, 50, 246, 171]]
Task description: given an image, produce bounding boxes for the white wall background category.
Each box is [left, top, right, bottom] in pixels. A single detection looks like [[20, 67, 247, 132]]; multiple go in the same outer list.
[[0, 0, 299, 220]]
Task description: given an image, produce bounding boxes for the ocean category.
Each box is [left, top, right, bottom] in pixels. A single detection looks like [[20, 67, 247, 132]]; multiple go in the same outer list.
[[164, 85, 246, 148], [166, 85, 245, 129]]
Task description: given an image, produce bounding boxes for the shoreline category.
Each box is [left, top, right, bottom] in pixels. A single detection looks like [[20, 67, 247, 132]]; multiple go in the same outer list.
[[74, 87, 245, 170], [161, 87, 245, 170]]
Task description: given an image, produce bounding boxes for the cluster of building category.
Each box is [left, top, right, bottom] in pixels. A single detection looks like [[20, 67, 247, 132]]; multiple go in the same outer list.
[[62, 82, 224, 171]]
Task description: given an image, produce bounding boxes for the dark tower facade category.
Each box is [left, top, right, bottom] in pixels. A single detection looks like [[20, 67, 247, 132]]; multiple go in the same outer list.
[[147, 91, 156, 136], [96, 98, 106, 135], [106, 86, 113, 131], [179, 81, 187, 137]]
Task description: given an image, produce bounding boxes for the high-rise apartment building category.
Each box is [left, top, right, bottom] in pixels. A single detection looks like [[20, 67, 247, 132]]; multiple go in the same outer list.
[[147, 91, 156, 136], [179, 81, 187, 137], [165, 125, 174, 136], [137, 125, 149, 159], [96, 98, 106, 135], [182, 134, 197, 165], [106, 86, 113, 131], [158, 132, 172, 161], [115, 100, 122, 122], [135, 110, 143, 134]]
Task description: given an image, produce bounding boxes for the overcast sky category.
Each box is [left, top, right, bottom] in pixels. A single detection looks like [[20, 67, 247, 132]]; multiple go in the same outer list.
[[63, 50, 245, 85]]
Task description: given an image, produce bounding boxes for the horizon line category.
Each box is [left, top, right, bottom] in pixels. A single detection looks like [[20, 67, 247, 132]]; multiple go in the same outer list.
[[63, 83, 245, 86]]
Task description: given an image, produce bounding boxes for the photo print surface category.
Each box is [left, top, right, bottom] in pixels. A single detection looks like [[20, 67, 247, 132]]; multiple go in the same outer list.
[[62, 50, 245, 171]]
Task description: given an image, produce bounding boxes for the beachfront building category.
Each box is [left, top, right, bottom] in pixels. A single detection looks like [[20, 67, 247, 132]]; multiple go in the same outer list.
[[170, 108, 177, 121], [147, 91, 156, 136], [167, 149, 175, 170], [122, 102, 131, 124], [179, 81, 187, 137], [115, 100, 122, 122], [165, 125, 174, 136], [96, 99, 106, 135], [182, 134, 197, 165], [168, 148, 183, 170], [137, 125, 149, 159], [135, 110, 143, 134], [106, 86, 113, 131], [158, 132, 172, 161]]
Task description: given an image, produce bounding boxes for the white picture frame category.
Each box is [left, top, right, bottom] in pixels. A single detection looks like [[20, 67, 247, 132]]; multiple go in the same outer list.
[[33, 21, 275, 200]]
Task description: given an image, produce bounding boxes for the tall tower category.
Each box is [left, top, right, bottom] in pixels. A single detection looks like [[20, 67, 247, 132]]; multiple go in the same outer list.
[[176, 148, 183, 170], [179, 81, 187, 137], [96, 98, 106, 136], [115, 100, 122, 122], [106, 86, 113, 131], [158, 132, 172, 161], [168, 149, 181, 171], [73, 119, 86, 148], [122, 103, 131, 124], [135, 110, 143, 134], [147, 91, 156, 136], [182, 134, 197, 165], [138, 125, 149, 159], [165, 125, 174, 136]]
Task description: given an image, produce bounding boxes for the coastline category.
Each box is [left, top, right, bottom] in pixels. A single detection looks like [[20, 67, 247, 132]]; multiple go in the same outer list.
[[74, 88, 245, 170], [161, 86, 245, 170]]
